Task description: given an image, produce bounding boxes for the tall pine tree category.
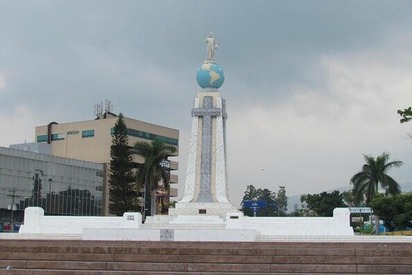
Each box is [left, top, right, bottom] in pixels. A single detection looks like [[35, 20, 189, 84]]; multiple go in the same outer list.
[[109, 113, 137, 215]]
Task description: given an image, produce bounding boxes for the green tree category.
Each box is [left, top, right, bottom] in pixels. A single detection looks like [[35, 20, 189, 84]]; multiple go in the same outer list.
[[32, 169, 43, 207], [276, 186, 288, 216], [397, 107, 412, 123], [300, 190, 347, 217], [289, 208, 310, 217], [241, 185, 277, 217], [341, 190, 357, 207], [370, 193, 412, 231], [108, 113, 137, 216], [134, 140, 176, 217], [242, 185, 258, 201], [350, 153, 403, 206], [257, 188, 278, 216]]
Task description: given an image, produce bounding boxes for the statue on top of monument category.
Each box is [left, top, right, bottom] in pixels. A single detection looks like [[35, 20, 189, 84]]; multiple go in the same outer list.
[[205, 32, 218, 62]]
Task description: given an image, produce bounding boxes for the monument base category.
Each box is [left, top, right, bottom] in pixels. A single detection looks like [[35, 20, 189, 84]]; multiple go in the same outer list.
[[18, 207, 355, 241], [168, 202, 239, 217]]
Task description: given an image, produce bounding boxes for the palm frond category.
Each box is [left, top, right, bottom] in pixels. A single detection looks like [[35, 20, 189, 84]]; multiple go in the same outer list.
[[351, 152, 403, 206]]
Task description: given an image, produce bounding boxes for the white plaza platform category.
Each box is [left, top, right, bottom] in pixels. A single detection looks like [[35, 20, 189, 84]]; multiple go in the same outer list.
[[12, 206, 365, 242]]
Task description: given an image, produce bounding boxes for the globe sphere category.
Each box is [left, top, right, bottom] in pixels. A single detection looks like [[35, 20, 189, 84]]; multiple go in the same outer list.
[[196, 62, 224, 89]]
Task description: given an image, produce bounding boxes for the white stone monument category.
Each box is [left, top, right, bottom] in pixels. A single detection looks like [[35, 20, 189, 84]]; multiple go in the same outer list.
[[169, 34, 238, 217]]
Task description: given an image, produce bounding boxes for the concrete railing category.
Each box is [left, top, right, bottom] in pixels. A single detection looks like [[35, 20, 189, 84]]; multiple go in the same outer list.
[[19, 207, 142, 235], [226, 208, 354, 236]]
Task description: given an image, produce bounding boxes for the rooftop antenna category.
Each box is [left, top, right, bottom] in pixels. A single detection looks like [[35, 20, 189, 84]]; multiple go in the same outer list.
[[94, 99, 114, 119], [94, 102, 103, 119], [105, 99, 113, 113]]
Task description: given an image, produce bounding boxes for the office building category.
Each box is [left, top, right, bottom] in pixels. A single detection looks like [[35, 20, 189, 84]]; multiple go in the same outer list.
[[34, 110, 179, 215], [0, 146, 104, 230]]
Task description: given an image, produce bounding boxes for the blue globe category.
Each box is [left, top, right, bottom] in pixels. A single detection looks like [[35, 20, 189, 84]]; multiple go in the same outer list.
[[196, 62, 224, 89]]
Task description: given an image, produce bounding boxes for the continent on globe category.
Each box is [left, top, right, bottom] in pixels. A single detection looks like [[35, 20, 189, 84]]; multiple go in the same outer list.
[[196, 61, 224, 89], [209, 71, 220, 85], [202, 63, 213, 71]]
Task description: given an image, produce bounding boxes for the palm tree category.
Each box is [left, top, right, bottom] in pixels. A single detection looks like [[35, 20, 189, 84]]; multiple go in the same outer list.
[[134, 140, 176, 217], [350, 152, 403, 206]]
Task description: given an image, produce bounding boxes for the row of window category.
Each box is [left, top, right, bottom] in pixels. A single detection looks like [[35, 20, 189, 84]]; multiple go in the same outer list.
[[125, 128, 178, 146], [37, 128, 178, 146], [36, 129, 95, 142]]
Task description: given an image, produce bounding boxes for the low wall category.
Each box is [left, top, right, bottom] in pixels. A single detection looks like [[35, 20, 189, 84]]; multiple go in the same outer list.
[[18, 207, 353, 240], [226, 208, 354, 236], [19, 207, 142, 235]]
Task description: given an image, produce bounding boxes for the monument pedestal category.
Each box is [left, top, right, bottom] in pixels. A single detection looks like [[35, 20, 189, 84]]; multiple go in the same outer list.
[[169, 202, 239, 217], [174, 89, 239, 217]]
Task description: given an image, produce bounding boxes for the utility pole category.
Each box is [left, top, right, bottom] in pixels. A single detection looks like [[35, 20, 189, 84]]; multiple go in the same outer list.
[[7, 188, 21, 232]]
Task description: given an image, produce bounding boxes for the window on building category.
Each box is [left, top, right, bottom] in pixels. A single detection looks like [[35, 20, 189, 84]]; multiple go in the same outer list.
[[82, 130, 95, 138], [95, 170, 103, 177], [36, 135, 48, 142], [51, 133, 65, 141]]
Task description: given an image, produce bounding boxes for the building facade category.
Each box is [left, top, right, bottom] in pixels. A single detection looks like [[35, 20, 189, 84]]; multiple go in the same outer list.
[[34, 112, 179, 215], [0, 147, 104, 230]]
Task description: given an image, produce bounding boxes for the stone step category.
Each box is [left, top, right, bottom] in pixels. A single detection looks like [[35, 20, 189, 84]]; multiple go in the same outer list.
[[2, 253, 412, 264], [5, 270, 383, 275], [2, 262, 412, 274], [0, 242, 411, 255], [0, 240, 411, 274]]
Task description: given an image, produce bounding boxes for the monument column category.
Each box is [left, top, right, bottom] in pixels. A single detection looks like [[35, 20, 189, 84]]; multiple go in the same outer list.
[[170, 33, 237, 216]]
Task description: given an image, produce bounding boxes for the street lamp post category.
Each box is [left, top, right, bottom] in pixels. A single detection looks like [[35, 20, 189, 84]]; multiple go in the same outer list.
[[48, 178, 52, 213], [141, 185, 146, 222], [7, 188, 19, 232]]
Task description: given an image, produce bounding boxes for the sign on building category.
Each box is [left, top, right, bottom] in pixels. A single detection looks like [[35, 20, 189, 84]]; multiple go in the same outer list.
[[348, 207, 372, 214]]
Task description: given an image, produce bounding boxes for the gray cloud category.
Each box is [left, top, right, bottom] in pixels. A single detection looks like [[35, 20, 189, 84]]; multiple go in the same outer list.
[[1, 0, 412, 205]]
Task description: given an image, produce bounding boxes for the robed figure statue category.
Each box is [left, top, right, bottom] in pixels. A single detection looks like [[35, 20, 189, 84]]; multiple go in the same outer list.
[[205, 32, 217, 62]]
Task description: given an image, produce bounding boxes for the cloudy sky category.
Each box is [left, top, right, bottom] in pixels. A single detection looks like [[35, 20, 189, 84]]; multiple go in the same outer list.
[[1, 0, 412, 206]]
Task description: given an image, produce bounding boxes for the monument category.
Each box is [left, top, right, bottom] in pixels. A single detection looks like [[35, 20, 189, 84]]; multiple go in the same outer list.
[[169, 33, 238, 216], [16, 33, 355, 241]]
